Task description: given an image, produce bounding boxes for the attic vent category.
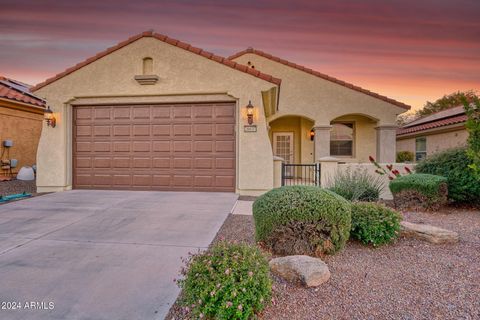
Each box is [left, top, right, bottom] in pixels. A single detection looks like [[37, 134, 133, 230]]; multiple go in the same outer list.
[[143, 57, 153, 75], [134, 57, 159, 85]]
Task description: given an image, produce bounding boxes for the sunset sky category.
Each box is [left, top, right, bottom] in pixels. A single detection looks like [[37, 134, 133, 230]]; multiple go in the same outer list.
[[1, 0, 479, 111]]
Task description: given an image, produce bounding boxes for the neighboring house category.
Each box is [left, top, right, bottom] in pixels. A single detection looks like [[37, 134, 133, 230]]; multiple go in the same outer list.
[[31, 31, 410, 195], [397, 106, 468, 162], [0, 76, 45, 177]]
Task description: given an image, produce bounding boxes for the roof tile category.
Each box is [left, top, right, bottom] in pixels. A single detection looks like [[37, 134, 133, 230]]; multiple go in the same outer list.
[[397, 114, 467, 136]]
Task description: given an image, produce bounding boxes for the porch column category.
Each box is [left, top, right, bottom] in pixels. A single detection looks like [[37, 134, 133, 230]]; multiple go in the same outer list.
[[313, 125, 332, 161], [375, 125, 397, 163]]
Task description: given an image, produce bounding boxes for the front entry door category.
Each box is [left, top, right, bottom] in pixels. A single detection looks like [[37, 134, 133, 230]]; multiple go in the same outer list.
[[273, 132, 294, 177]]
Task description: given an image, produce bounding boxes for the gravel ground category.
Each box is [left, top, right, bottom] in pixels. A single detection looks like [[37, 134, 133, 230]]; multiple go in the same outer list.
[[167, 209, 480, 319], [0, 179, 36, 197]]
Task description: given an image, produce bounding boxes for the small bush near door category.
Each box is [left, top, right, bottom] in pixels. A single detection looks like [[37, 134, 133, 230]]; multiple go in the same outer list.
[[415, 147, 480, 205], [177, 242, 271, 320], [253, 186, 351, 256], [328, 168, 384, 202], [389, 173, 448, 210], [351, 202, 402, 246], [396, 151, 414, 163]]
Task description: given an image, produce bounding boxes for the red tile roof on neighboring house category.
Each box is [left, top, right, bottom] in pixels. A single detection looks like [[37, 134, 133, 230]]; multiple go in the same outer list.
[[397, 106, 467, 136], [31, 31, 281, 92], [229, 48, 411, 110], [0, 76, 45, 108]]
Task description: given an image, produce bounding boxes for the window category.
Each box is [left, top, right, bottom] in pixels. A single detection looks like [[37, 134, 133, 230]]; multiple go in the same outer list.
[[330, 123, 354, 156], [415, 137, 427, 161]]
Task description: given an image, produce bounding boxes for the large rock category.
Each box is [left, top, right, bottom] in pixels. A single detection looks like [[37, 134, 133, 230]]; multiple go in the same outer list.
[[400, 221, 459, 244], [269, 255, 330, 287]]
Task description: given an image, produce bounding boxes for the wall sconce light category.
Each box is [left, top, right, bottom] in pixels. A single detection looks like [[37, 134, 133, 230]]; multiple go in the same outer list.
[[246, 100, 254, 125], [44, 106, 56, 128], [310, 129, 315, 141]]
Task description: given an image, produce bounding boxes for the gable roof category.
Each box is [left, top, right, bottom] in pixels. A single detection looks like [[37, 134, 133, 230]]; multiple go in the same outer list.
[[31, 31, 281, 92], [397, 106, 466, 136], [229, 48, 411, 110], [0, 76, 45, 108]]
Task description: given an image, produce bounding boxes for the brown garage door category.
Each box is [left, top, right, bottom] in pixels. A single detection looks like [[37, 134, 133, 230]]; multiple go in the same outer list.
[[73, 102, 236, 191]]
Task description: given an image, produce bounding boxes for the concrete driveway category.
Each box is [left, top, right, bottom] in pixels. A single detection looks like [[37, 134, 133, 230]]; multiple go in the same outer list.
[[0, 190, 237, 320]]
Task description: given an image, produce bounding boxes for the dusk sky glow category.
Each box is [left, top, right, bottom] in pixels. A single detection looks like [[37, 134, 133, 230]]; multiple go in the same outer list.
[[1, 0, 479, 110]]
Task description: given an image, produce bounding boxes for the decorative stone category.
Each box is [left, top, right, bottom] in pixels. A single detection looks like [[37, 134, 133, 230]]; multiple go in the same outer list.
[[134, 74, 159, 85], [269, 255, 330, 287], [16, 166, 35, 181], [400, 221, 459, 244]]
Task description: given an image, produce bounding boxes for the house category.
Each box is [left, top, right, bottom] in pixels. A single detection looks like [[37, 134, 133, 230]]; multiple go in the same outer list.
[[31, 31, 410, 195], [396, 106, 467, 161], [0, 76, 45, 178]]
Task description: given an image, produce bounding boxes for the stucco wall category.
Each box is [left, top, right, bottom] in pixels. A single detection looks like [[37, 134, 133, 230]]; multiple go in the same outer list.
[[232, 53, 405, 126], [0, 104, 43, 172], [34, 37, 278, 195], [396, 126, 468, 161]]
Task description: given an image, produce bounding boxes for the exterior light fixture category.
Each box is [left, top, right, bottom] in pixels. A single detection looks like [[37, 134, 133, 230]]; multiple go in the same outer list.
[[246, 100, 254, 125], [310, 129, 315, 141], [44, 106, 56, 128]]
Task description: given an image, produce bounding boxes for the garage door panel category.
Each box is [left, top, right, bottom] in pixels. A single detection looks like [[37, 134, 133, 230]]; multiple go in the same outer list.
[[94, 108, 111, 120], [113, 141, 130, 152], [152, 141, 171, 152], [133, 125, 150, 136], [152, 125, 171, 136], [113, 125, 131, 136], [73, 103, 235, 191]]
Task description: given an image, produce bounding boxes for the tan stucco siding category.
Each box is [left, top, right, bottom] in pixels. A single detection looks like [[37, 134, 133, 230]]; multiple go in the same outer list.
[[232, 53, 405, 125], [34, 37, 278, 194], [0, 104, 43, 171], [396, 127, 468, 161]]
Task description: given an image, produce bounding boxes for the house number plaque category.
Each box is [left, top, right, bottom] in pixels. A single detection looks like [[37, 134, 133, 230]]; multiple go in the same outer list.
[[244, 125, 257, 132]]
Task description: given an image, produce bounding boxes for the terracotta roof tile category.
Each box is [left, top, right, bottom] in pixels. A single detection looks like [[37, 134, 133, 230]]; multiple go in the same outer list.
[[229, 48, 411, 110], [397, 114, 467, 136], [0, 76, 45, 108], [31, 31, 281, 91]]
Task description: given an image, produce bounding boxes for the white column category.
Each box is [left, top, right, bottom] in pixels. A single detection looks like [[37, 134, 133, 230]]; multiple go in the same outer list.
[[313, 125, 332, 162], [375, 125, 398, 163]]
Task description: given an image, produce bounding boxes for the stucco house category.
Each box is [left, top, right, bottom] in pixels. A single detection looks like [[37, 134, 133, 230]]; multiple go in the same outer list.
[[31, 31, 410, 195], [396, 106, 467, 161], [0, 76, 45, 178]]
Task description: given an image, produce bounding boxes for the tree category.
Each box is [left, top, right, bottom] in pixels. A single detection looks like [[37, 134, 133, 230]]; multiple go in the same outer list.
[[462, 94, 480, 179], [417, 90, 478, 117]]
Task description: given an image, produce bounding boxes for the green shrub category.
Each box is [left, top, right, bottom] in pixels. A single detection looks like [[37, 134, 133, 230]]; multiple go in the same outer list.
[[253, 186, 351, 256], [389, 173, 448, 210], [328, 168, 384, 202], [396, 151, 414, 162], [177, 242, 271, 320], [351, 202, 402, 246], [415, 147, 480, 204]]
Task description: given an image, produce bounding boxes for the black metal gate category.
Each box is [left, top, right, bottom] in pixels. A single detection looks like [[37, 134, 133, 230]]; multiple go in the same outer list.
[[281, 163, 321, 186]]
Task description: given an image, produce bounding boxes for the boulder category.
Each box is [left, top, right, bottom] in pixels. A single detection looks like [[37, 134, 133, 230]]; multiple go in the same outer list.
[[269, 255, 330, 287], [400, 221, 459, 244]]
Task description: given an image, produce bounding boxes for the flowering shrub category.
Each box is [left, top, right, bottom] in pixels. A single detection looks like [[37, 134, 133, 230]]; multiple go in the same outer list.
[[351, 202, 402, 246], [369, 156, 412, 180], [177, 242, 271, 320]]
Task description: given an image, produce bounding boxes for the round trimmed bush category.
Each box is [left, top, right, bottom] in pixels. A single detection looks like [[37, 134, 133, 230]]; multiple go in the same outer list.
[[396, 151, 414, 162], [351, 202, 402, 246], [178, 242, 271, 320], [415, 147, 480, 205], [253, 186, 351, 256], [389, 173, 448, 210]]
